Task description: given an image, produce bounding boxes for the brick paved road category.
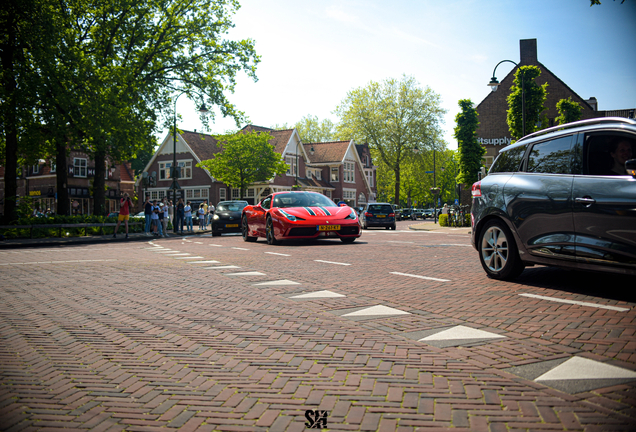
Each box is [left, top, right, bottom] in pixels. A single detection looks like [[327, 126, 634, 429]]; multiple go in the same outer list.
[[1, 221, 635, 431]]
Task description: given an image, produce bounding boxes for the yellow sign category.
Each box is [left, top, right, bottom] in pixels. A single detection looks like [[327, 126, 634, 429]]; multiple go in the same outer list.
[[29, 190, 41, 196]]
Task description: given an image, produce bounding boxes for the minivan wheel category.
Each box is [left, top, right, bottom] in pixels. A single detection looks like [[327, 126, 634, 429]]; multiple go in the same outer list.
[[478, 220, 524, 280]]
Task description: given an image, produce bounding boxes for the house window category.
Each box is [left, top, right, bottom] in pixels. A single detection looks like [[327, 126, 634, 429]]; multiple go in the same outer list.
[[193, 189, 200, 198], [286, 156, 296, 176], [186, 189, 193, 198], [331, 167, 339, 182], [158, 190, 165, 199], [49, 160, 56, 173], [365, 169, 374, 187], [178, 160, 192, 179], [219, 188, 226, 201], [31, 164, 40, 174], [343, 189, 355, 200], [316, 170, 321, 180], [159, 162, 171, 180], [358, 193, 366, 203], [232, 188, 240, 199], [344, 161, 355, 183], [326, 190, 332, 199], [73, 158, 87, 177], [247, 189, 255, 198]]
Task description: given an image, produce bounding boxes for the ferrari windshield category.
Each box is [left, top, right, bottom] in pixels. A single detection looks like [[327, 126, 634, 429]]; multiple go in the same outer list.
[[217, 203, 247, 212], [273, 192, 337, 208]]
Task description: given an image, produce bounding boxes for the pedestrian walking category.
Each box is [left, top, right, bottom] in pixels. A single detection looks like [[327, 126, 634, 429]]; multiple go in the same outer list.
[[176, 198, 185, 234], [168, 200, 174, 228], [184, 201, 193, 232], [197, 204, 206, 230], [143, 195, 152, 235], [207, 203, 215, 227], [113, 193, 133, 239]]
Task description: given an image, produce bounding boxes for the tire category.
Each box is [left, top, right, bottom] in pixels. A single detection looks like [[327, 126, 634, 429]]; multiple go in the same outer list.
[[340, 237, 356, 243], [478, 219, 525, 280], [242, 215, 257, 242], [385, 226, 390, 230], [391, 225, 396, 230], [211, 231, 220, 237], [266, 217, 279, 245]]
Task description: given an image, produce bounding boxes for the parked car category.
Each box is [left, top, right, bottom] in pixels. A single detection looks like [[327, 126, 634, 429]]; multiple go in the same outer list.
[[360, 203, 397, 230], [211, 200, 249, 236], [471, 117, 636, 280], [422, 209, 435, 219], [411, 209, 426, 219], [242, 191, 361, 244], [399, 208, 415, 220]]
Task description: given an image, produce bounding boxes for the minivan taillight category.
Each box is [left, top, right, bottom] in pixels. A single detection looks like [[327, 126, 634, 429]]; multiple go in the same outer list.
[[389, 213, 395, 217], [471, 181, 482, 198], [365, 212, 372, 217]]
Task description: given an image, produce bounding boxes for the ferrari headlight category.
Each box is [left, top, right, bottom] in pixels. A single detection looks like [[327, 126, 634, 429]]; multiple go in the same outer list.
[[344, 209, 357, 220], [279, 209, 297, 221]]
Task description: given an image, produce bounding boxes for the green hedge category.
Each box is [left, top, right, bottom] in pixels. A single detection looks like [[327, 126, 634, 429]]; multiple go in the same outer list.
[[438, 214, 449, 227], [0, 214, 144, 239]]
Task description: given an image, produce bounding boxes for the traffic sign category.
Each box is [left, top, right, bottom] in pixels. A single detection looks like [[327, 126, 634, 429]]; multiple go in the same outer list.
[[425, 171, 434, 174], [455, 199, 459, 205]]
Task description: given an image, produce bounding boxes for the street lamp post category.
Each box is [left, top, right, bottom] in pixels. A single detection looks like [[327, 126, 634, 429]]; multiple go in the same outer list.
[[171, 91, 208, 234], [488, 60, 526, 137]]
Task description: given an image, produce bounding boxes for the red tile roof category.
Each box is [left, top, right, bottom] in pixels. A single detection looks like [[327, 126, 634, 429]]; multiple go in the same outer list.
[[303, 141, 350, 164], [119, 163, 134, 182]]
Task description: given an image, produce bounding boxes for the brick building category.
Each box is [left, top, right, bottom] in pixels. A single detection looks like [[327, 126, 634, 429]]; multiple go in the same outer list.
[[138, 125, 376, 208], [0, 152, 135, 216], [477, 39, 635, 169]]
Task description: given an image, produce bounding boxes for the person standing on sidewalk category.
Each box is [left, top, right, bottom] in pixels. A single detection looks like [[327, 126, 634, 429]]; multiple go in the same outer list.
[[144, 195, 152, 236], [156, 202, 164, 237], [176, 198, 185, 234], [151, 200, 161, 236], [197, 204, 206, 230], [184, 201, 193, 232], [161, 198, 169, 237], [202, 199, 209, 229], [113, 193, 133, 239], [207, 203, 215, 228]]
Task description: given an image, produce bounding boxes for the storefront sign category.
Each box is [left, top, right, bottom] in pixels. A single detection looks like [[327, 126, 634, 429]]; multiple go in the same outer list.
[[478, 137, 512, 146], [29, 190, 41, 196]]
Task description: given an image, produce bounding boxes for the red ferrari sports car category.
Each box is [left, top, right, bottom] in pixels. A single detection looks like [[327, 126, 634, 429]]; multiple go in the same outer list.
[[241, 191, 361, 244]]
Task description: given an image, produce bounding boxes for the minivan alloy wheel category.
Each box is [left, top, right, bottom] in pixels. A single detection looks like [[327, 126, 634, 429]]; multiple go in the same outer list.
[[478, 219, 524, 280], [481, 225, 508, 271]]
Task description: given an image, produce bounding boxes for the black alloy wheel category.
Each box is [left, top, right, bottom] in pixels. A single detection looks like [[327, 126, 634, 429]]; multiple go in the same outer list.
[[478, 219, 525, 280], [242, 215, 257, 242], [266, 217, 279, 245]]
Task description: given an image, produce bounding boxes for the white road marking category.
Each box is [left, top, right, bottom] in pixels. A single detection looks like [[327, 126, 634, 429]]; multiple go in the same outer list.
[[209, 244, 223, 247], [253, 280, 301, 286], [232, 247, 250, 251], [290, 290, 345, 298], [519, 293, 630, 312], [343, 305, 410, 317], [387, 241, 414, 244], [204, 265, 241, 269], [165, 253, 190, 256], [265, 252, 291, 257], [225, 271, 266, 276], [194, 241, 203, 244], [153, 250, 179, 253], [187, 260, 221, 264], [390, 272, 450, 282], [535, 357, 636, 381], [419, 325, 505, 341], [174, 256, 204, 259], [439, 244, 472, 247], [314, 260, 351, 266]]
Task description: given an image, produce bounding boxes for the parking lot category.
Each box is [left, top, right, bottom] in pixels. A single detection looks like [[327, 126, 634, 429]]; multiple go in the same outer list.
[[1, 221, 634, 431]]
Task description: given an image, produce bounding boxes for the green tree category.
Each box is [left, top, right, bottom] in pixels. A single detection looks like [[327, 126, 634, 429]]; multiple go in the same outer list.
[[335, 75, 446, 205], [555, 97, 583, 125], [197, 131, 288, 200], [294, 115, 336, 143], [2, 0, 259, 218], [506, 65, 548, 140], [454, 99, 485, 185]]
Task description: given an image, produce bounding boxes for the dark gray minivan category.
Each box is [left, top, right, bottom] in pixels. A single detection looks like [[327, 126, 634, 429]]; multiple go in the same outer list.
[[471, 117, 636, 280]]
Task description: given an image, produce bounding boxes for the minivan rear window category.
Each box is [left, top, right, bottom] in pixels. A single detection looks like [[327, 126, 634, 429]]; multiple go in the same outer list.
[[526, 135, 573, 174], [489, 146, 526, 173], [368, 205, 393, 213]]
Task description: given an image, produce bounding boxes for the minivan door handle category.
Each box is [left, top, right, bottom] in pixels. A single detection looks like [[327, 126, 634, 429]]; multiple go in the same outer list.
[[575, 196, 596, 207]]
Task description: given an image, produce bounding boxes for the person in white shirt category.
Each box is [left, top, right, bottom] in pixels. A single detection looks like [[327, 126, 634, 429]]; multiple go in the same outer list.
[[151, 200, 160, 236], [184, 201, 193, 232], [197, 204, 206, 230], [162, 198, 169, 237]]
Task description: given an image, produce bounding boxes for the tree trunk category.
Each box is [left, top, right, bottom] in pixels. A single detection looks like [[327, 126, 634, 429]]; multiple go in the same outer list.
[[394, 167, 400, 205], [55, 139, 70, 215], [93, 149, 107, 216], [1, 14, 18, 223]]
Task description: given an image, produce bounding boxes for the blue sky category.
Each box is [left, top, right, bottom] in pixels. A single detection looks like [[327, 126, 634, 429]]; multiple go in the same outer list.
[[166, 0, 636, 150]]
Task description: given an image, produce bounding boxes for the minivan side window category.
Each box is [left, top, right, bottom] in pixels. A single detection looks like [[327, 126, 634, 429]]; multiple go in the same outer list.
[[584, 133, 636, 175], [489, 145, 526, 173], [526, 135, 573, 174]]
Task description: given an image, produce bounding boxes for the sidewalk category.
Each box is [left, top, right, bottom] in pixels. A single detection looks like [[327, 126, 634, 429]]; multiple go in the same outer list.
[[0, 228, 211, 249], [407, 220, 472, 235]]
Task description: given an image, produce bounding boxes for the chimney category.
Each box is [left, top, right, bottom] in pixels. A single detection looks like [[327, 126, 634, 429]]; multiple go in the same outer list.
[[586, 97, 598, 111], [520, 39, 537, 65]]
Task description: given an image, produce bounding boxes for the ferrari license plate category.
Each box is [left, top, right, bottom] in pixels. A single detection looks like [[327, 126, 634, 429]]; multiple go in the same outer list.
[[318, 225, 340, 231], [226, 224, 239, 228]]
